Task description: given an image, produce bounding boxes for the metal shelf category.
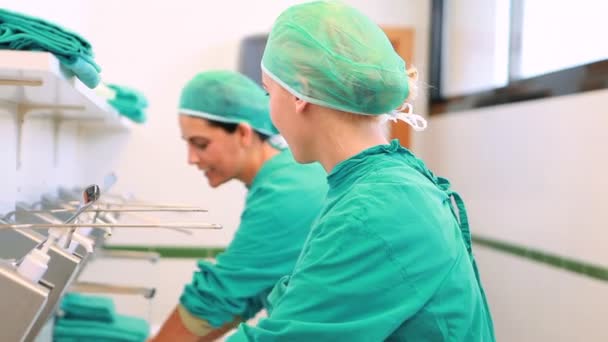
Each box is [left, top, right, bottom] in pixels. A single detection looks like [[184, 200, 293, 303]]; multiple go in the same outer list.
[[0, 50, 130, 129]]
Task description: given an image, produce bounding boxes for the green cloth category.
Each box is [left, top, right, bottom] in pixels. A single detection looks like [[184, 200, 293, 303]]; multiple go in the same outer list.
[[53, 314, 149, 342], [107, 84, 148, 123], [228, 140, 495, 341], [262, 1, 409, 115], [180, 149, 327, 328], [179, 70, 278, 136], [60, 293, 115, 323], [0, 8, 101, 88]]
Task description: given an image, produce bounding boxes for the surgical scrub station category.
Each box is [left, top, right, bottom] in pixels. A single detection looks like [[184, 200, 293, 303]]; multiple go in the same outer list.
[[2, 0, 608, 341]]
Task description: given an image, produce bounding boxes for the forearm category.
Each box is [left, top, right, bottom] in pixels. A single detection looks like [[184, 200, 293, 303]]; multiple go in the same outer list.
[[151, 305, 241, 342]]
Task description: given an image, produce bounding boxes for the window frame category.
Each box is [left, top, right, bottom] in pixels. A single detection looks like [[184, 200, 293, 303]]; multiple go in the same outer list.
[[429, 0, 608, 115]]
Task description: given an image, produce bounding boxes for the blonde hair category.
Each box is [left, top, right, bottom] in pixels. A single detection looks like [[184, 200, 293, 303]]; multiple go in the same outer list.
[[379, 66, 419, 138], [405, 66, 419, 104]]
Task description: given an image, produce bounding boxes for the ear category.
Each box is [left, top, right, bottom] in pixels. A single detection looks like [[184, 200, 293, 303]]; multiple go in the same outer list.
[[236, 123, 255, 147], [294, 97, 309, 114]]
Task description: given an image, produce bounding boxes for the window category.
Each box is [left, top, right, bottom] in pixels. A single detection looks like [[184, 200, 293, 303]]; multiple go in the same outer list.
[[441, 0, 510, 96], [430, 0, 608, 113], [519, 0, 608, 78], [238, 34, 268, 87]]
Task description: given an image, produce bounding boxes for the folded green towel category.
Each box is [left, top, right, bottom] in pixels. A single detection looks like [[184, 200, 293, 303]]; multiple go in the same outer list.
[[60, 293, 115, 323], [107, 84, 148, 123], [54, 314, 149, 342], [58, 54, 101, 89], [107, 84, 149, 107], [0, 8, 101, 88]]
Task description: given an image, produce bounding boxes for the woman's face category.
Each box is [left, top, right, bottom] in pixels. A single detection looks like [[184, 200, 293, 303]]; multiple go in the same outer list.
[[178, 115, 248, 188], [262, 73, 315, 163]]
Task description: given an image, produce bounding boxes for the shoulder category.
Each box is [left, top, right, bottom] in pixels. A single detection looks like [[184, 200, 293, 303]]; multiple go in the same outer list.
[[339, 160, 441, 215], [243, 151, 327, 225], [251, 151, 327, 199], [268, 150, 327, 183], [318, 157, 452, 245]]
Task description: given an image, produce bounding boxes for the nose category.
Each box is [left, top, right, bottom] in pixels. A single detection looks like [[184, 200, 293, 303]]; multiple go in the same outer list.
[[187, 144, 200, 165]]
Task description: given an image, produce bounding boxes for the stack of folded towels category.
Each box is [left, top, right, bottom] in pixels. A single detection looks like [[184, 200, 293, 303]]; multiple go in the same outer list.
[[53, 293, 149, 342], [106, 84, 149, 124], [0, 8, 101, 88], [0, 9, 151, 124]]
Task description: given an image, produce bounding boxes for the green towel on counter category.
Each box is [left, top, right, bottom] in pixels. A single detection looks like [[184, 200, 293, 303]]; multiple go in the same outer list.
[[53, 314, 149, 342], [107, 84, 148, 123], [60, 293, 115, 323], [0, 8, 101, 88]]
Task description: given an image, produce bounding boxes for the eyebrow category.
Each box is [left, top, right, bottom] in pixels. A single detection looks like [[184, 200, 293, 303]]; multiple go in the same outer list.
[[183, 135, 209, 143]]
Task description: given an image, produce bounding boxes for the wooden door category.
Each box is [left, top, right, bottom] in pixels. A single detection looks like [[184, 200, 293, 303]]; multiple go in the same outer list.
[[382, 27, 415, 149]]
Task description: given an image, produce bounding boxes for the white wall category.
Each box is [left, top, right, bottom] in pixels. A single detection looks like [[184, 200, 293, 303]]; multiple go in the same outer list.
[[0, 106, 17, 214], [415, 89, 608, 341], [2, 0, 431, 330]]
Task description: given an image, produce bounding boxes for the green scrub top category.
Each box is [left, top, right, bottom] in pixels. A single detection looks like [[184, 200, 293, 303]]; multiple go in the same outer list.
[[180, 149, 328, 327], [228, 140, 495, 341]]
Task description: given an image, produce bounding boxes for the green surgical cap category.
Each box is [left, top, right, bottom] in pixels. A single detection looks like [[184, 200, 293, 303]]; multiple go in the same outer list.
[[262, 0, 410, 116], [179, 70, 278, 136]]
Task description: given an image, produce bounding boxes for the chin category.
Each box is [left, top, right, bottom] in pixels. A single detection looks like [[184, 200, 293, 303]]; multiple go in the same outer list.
[[207, 177, 228, 188]]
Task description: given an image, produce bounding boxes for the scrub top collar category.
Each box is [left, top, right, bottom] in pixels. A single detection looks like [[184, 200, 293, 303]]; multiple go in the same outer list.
[[327, 139, 404, 189]]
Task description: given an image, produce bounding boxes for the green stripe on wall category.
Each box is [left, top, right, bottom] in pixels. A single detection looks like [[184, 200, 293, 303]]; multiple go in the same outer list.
[[103, 235, 608, 282], [102, 245, 225, 259], [472, 235, 608, 282]]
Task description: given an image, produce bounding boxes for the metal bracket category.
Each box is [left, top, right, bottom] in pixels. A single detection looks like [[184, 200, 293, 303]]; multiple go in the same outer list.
[[0, 78, 43, 87], [15, 102, 86, 170]]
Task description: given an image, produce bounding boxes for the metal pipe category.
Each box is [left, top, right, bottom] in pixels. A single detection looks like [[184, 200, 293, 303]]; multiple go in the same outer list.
[[96, 250, 160, 263], [22, 207, 209, 213], [70, 282, 156, 299], [0, 222, 222, 230], [69, 201, 206, 210]]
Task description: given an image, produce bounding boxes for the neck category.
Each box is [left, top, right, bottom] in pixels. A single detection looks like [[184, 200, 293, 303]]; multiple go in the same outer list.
[[239, 141, 280, 186], [314, 113, 389, 173]]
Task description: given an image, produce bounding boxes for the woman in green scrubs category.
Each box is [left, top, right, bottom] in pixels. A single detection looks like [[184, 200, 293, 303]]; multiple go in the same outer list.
[[152, 70, 328, 341], [227, 2, 495, 341]]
